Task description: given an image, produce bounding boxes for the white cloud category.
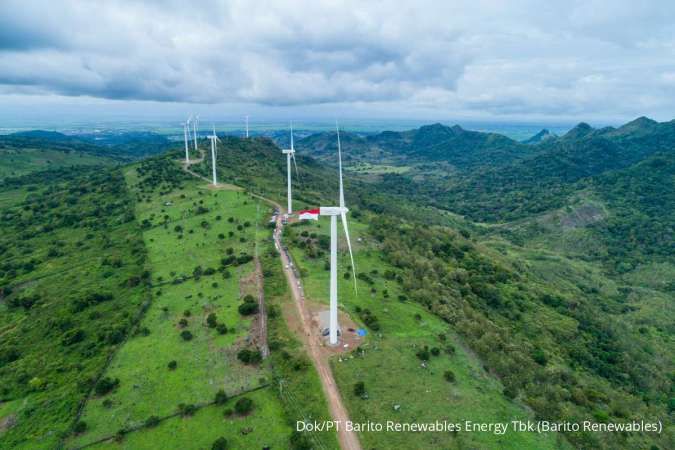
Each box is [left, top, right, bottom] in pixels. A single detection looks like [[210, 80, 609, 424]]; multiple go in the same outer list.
[[0, 0, 674, 121]]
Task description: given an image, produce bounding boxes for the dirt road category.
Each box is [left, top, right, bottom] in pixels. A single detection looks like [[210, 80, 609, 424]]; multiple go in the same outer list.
[[272, 212, 362, 450], [181, 159, 361, 450]]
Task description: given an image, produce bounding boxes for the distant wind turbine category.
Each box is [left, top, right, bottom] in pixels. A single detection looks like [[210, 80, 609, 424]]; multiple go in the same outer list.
[[282, 122, 299, 214], [193, 115, 199, 151], [245, 115, 249, 138], [319, 122, 357, 345], [207, 125, 222, 186], [183, 116, 191, 163]]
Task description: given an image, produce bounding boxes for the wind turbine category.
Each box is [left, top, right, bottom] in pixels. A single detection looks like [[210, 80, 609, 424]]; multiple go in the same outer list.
[[282, 122, 299, 215], [207, 125, 221, 186], [245, 115, 249, 138], [319, 123, 357, 345], [192, 115, 199, 151], [183, 116, 192, 163]]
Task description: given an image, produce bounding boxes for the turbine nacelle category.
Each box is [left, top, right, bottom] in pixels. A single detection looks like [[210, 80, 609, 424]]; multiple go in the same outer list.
[[319, 206, 348, 216], [282, 149, 295, 155]]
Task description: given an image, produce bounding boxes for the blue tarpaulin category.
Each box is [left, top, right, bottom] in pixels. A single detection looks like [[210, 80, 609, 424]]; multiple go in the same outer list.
[[357, 328, 367, 336]]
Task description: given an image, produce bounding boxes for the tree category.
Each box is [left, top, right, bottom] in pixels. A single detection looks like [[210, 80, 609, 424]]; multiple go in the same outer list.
[[95, 377, 119, 396], [238, 300, 259, 316], [289, 431, 312, 450], [73, 420, 87, 434], [444, 370, 456, 383], [178, 403, 197, 417], [168, 360, 177, 370], [416, 346, 430, 361], [215, 389, 228, 405], [206, 313, 218, 328], [180, 330, 193, 341], [212, 437, 228, 450], [145, 416, 160, 427], [237, 348, 262, 365], [216, 323, 228, 335], [234, 397, 253, 415], [353, 381, 366, 397]]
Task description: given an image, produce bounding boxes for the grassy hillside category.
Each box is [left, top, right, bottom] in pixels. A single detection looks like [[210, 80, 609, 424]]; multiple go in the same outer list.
[[0, 166, 150, 449], [1, 126, 671, 449], [67, 156, 293, 449], [0, 147, 111, 179], [194, 134, 673, 449], [67, 153, 338, 450], [284, 219, 567, 450]]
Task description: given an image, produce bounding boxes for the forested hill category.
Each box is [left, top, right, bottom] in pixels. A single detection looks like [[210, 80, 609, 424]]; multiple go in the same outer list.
[[296, 123, 534, 169], [439, 117, 675, 222], [184, 136, 673, 449], [0, 133, 671, 449], [1, 130, 171, 161]]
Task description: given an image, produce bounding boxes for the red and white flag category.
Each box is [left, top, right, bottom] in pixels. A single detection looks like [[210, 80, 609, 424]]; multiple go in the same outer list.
[[298, 208, 320, 221]]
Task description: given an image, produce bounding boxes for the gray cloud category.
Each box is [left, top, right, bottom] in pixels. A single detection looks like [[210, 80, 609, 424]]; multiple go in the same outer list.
[[0, 0, 674, 121]]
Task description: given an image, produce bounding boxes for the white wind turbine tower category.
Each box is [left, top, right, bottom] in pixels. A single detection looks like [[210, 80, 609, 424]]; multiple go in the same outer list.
[[207, 125, 221, 186], [192, 115, 200, 151], [319, 123, 357, 345], [282, 122, 299, 214], [183, 116, 192, 163], [245, 115, 249, 138]]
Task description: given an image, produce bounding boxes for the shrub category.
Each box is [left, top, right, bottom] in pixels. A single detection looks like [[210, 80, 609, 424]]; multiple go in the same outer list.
[[416, 347, 430, 361], [95, 377, 119, 396], [212, 437, 228, 450], [168, 360, 177, 370], [180, 330, 193, 341], [532, 347, 548, 366], [145, 415, 160, 427], [178, 403, 197, 417], [290, 431, 312, 450], [237, 348, 262, 365], [238, 301, 259, 316], [62, 328, 86, 346], [444, 370, 456, 383], [234, 397, 253, 415], [216, 323, 228, 335], [215, 389, 228, 405], [73, 420, 87, 434], [206, 313, 218, 328], [353, 381, 366, 397]]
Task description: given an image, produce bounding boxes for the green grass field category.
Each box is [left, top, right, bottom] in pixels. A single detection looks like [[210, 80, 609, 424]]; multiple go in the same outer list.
[[67, 165, 291, 449], [88, 388, 290, 450], [284, 219, 568, 450], [0, 168, 150, 449], [0, 148, 111, 179]]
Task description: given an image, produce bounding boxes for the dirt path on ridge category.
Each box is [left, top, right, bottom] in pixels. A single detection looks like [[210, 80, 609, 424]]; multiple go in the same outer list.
[[180, 158, 362, 450]]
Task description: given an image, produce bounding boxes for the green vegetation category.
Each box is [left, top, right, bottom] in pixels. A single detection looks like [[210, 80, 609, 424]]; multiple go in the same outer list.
[[0, 166, 149, 449], [1, 116, 672, 449], [66, 155, 292, 448], [0, 147, 112, 179], [285, 219, 565, 450]]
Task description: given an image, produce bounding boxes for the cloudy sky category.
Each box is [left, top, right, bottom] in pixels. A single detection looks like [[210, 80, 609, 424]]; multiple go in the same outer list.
[[1, 0, 674, 125]]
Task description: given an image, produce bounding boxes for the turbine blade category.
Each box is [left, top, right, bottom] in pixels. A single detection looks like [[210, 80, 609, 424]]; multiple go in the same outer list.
[[336, 121, 345, 208], [341, 211, 358, 294], [291, 152, 300, 181], [290, 121, 294, 150]]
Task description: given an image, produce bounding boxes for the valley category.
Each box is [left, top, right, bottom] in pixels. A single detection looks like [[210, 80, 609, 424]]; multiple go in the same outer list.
[[0, 117, 672, 450]]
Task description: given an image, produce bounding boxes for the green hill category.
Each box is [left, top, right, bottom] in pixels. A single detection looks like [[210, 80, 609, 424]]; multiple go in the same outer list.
[[0, 123, 672, 450]]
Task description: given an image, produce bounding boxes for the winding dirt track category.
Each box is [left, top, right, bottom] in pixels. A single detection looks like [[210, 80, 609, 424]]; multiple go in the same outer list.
[[271, 210, 362, 450], [181, 154, 361, 450]]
